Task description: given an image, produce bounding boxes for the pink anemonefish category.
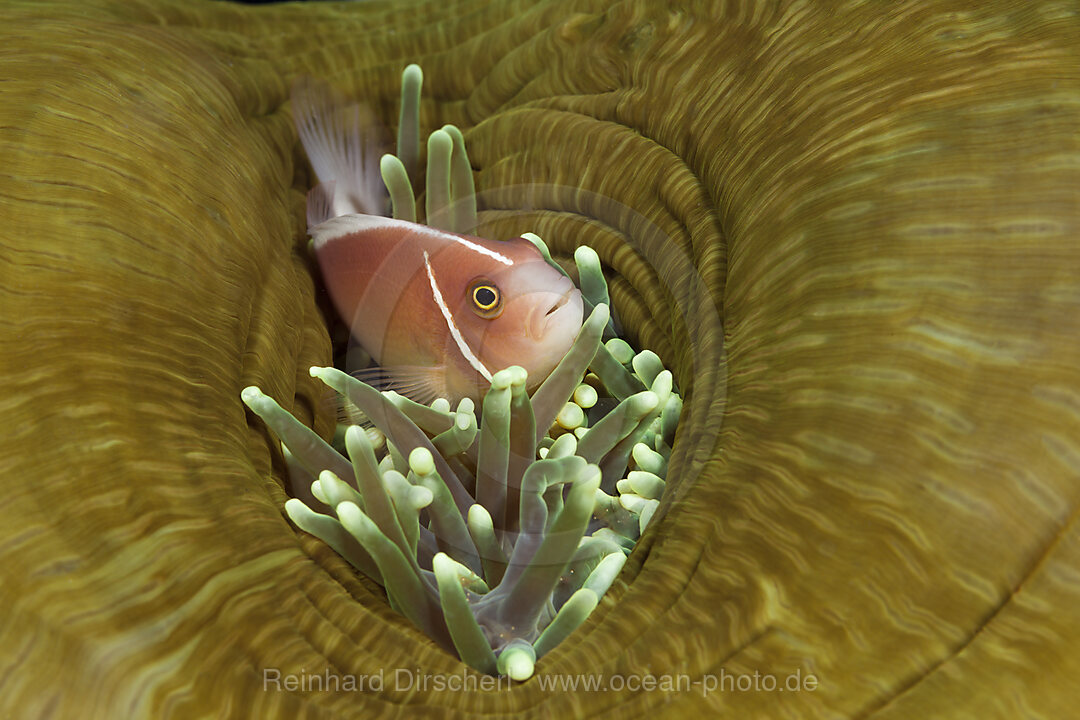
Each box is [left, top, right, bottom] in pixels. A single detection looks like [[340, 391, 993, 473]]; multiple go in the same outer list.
[[310, 215, 583, 404], [293, 78, 584, 404]]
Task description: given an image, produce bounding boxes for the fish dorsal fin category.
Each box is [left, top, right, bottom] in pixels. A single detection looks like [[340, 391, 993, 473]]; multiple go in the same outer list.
[[306, 181, 336, 229], [291, 76, 387, 218], [353, 365, 449, 407]]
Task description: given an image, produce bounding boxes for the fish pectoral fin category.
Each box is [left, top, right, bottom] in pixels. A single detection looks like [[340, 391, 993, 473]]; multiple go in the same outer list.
[[336, 395, 373, 429], [369, 364, 449, 407], [347, 364, 449, 407]]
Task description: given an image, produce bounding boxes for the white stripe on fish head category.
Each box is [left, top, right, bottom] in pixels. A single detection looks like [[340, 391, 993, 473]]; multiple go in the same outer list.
[[422, 250, 493, 383]]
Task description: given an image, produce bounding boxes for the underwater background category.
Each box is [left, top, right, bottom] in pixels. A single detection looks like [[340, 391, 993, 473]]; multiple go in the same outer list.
[[2, 0, 1079, 718]]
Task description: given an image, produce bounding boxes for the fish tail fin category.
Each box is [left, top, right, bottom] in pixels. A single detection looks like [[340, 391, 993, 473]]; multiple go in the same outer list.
[[291, 76, 388, 223]]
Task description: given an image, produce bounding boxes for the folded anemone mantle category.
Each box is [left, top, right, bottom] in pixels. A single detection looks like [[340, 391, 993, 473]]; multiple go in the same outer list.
[[1, 1, 1079, 718]]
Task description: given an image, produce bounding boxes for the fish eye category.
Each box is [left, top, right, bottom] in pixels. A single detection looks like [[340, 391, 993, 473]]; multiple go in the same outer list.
[[469, 280, 502, 318]]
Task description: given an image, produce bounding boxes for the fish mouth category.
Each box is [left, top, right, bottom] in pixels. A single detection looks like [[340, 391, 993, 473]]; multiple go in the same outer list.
[[532, 284, 583, 338], [545, 288, 574, 316]]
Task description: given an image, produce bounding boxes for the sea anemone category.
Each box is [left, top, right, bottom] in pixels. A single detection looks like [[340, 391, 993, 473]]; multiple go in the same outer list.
[[242, 64, 681, 678], [242, 304, 677, 678], [8, 2, 1078, 717]]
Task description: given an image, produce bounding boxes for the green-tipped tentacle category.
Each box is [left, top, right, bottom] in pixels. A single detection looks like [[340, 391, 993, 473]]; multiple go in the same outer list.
[[496, 462, 600, 631], [475, 369, 513, 531], [383, 390, 454, 436], [241, 386, 354, 484], [466, 504, 508, 587], [396, 63, 422, 184], [630, 349, 665, 389], [380, 468, 431, 557], [576, 391, 659, 465], [496, 640, 535, 682], [311, 366, 473, 513], [336, 501, 442, 642], [505, 367, 535, 533], [380, 153, 416, 223], [573, 245, 609, 311], [631, 441, 667, 476], [431, 397, 477, 457], [344, 425, 416, 564], [408, 447, 482, 575], [284, 499, 381, 581], [425, 129, 453, 230], [532, 588, 598, 659], [441, 124, 477, 234], [531, 303, 609, 438], [432, 553, 498, 676]]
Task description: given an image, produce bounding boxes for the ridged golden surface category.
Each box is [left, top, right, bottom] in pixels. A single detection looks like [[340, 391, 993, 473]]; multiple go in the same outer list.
[[2, 0, 1078, 717]]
